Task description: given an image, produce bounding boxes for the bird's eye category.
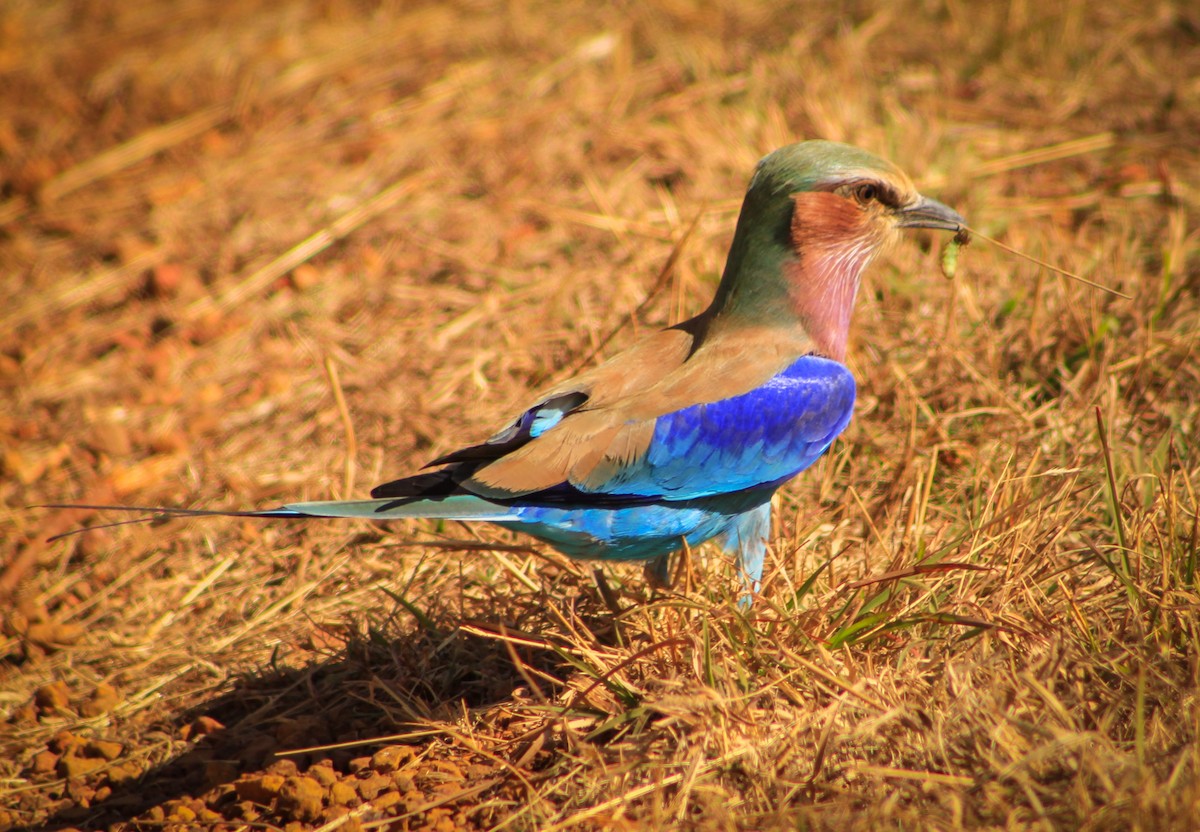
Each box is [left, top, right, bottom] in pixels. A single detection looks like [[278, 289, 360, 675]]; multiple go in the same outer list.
[[853, 183, 878, 204]]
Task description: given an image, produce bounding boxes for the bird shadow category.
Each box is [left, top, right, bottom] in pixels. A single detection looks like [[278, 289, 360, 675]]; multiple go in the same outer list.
[[23, 582, 624, 832]]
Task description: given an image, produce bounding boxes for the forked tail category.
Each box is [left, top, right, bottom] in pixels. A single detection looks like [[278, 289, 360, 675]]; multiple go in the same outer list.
[[38, 495, 519, 542]]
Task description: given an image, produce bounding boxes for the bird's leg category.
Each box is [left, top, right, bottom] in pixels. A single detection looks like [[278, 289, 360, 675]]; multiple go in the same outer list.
[[643, 554, 673, 589], [592, 568, 623, 616]]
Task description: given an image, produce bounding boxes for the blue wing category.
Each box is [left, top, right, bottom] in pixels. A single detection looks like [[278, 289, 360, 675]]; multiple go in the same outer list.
[[585, 354, 855, 499], [420, 391, 589, 469]]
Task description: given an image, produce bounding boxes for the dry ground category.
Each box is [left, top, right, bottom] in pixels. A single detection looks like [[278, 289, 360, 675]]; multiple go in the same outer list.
[[2, 1, 1199, 829]]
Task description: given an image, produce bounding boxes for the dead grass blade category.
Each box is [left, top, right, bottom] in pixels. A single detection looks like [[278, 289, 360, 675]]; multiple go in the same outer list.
[[189, 172, 434, 315], [964, 226, 1132, 299]]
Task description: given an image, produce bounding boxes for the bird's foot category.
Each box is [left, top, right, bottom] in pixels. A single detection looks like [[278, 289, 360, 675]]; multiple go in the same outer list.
[[642, 554, 673, 590]]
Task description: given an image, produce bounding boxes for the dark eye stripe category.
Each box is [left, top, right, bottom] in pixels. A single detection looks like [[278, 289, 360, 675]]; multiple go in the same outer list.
[[823, 178, 904, 208], [860, 180, 902, 208]]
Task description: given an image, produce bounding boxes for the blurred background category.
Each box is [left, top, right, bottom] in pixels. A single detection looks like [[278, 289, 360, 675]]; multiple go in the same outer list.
[[2, 1, 1197, 829]]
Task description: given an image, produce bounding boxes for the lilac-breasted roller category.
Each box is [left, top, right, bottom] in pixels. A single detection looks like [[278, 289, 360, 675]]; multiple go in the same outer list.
[[52, 141, 965, 594]]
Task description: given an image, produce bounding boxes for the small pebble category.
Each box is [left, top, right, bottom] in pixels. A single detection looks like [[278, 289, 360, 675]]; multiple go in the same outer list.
[[84, 739, 123, 761], [278, 775, 324, 821], [234, 773, 285, 804]]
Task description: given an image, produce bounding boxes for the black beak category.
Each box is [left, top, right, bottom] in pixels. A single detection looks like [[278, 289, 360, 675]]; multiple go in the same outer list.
[[896, 195, 966, 233]]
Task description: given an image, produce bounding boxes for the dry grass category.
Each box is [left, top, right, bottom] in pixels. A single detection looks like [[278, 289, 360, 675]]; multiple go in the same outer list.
[[2, 0, 1199, 829]]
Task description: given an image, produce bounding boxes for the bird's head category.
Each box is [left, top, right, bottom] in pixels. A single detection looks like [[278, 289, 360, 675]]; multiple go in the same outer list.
[[710, 140, 965, 360]]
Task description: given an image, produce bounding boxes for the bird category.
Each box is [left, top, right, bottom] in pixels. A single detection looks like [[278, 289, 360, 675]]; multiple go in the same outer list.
[[51, 141, 965, 598]]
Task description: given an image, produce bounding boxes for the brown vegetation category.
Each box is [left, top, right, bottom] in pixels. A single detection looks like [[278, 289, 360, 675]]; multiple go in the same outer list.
[[2, 0, 1198, 829]]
